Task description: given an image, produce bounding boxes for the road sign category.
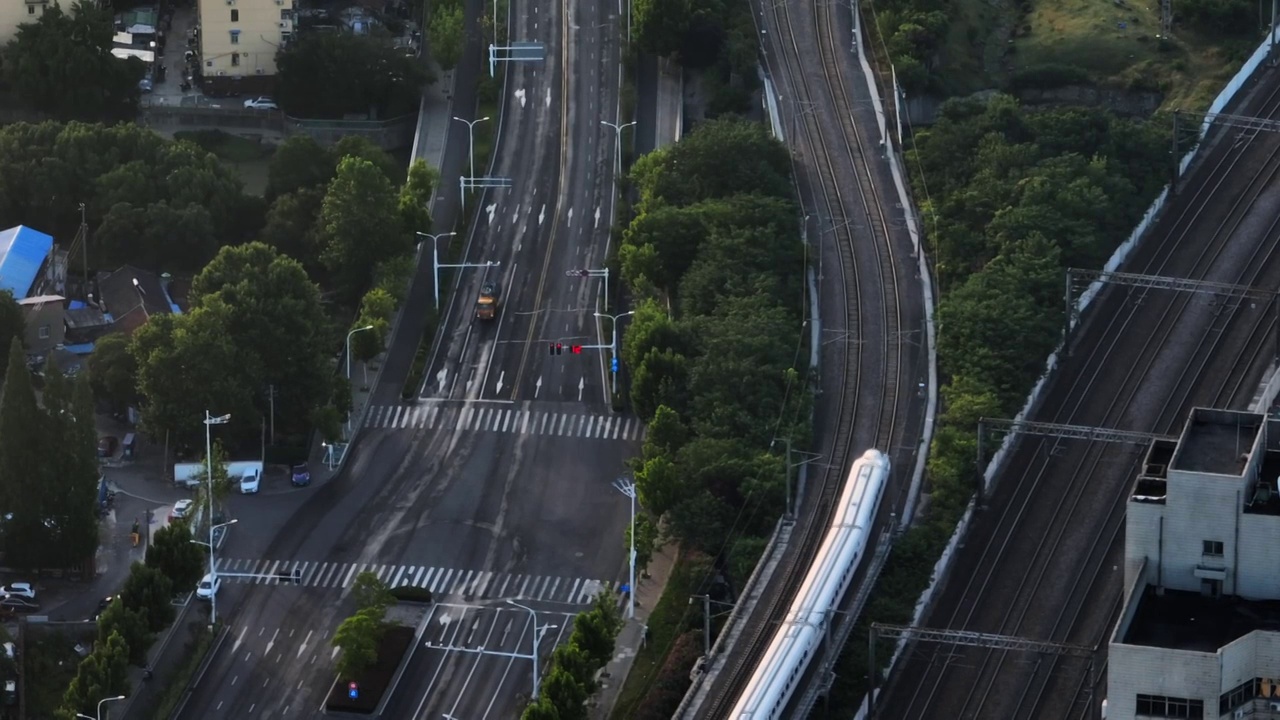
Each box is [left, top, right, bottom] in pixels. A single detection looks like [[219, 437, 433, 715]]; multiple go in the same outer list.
[[348, 682, 359, 699], [611, 358, 619, 373], [565, 269, 591, 277]]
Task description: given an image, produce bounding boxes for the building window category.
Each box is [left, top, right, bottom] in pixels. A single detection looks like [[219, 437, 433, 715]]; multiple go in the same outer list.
[[1220, 679, 1260, 715], [27, 5, 35, 13], [1136, 693, 1204, 719], [231, 52, 240, 67], [230, 8, 239, 21], [1203, 540, 1224, 557], [280, 8, 289, 19], [229, 29, 240, 44], [37, 325, 49, 340]]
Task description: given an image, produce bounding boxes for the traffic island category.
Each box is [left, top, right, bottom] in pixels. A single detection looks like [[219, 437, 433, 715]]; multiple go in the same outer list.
[[324, 625, 415, 714]]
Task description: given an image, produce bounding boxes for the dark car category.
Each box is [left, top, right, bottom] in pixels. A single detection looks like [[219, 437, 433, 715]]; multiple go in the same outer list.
[[291, 463, 311, 487], [91, 595, 116, 621], [0, 596, 37, 614], [97, 436, 118, 458]]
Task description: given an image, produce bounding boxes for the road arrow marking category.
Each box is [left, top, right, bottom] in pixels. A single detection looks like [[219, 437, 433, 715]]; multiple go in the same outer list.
[[545, 87, 552, 107], [535, 377, 543, 398], [496, 371, 505, 395], [297, 630, 313, 659], [515, 87, 527, 107], [594, 206, 601, 228], [234, 627, 247, 653], [578, 376, 585, 402], [436, 368, 448, 394], [486, 203, 497, 225], [539, 204, 547, 226], [266, 629, 279, 656]]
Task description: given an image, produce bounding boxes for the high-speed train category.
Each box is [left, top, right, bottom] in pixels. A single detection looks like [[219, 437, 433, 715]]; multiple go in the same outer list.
[[729, 448, 890, 718]]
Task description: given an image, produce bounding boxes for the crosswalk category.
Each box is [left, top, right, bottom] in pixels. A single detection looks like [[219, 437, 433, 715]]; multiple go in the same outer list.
[[212, 558, 611, 606], [364, 403, 645, 441]]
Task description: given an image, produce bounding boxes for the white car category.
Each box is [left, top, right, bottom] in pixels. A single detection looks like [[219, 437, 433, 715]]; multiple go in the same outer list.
[[170, 499, 194, 521], [0, 583, 34, 600], [243, 97, 278, 110], [239, 469, 260, 494], [196, 574, 221, 600]]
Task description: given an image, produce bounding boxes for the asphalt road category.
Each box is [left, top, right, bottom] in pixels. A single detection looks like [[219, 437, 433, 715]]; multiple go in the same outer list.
[[181, 0, 632, 713], [421, 0, 622, 407]]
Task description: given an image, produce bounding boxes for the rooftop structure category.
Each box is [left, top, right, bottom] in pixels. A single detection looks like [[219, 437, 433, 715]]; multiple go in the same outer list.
[[1108, 408, 1280, 719], [96, 266, 180, 335], [0, 225, 54, 300]]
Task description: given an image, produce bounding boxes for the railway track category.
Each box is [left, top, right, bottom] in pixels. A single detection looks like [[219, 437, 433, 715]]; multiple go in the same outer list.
[[693, 0, 909, 714], [885, 68, 1280, 719]]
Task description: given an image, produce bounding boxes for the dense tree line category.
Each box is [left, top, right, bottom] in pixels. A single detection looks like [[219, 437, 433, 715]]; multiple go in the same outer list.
[[824, 95, 1170, 708], [520, 594, 623, 719], [275, 34, 429, 120], [631, 0, 759, 115], [615, 117, 807, 716]]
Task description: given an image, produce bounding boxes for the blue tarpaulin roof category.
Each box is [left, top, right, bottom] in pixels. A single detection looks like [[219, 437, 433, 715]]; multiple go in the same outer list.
[[0, 225, 53, 299]]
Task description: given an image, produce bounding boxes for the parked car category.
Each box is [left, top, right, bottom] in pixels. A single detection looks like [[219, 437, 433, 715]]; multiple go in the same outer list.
[[91, 595, 116, 621], [0, 583, 35, 600], [97, 436, 118, 458], [0, 597, 37, 613], [239, 469, 260, 494], [243, 97, 278, 110], [170, 499, 194, 521], [291, 463, 311, 487], [196, 574, 220, 600]]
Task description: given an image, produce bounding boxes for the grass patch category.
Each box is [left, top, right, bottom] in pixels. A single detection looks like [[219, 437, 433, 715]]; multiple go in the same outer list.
[[174, 129, 275, 196], [149, 623, 214, 720], [609, 552, 708, 719]]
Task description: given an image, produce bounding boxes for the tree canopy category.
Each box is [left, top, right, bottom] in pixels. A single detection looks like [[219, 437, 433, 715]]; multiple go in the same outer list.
[[3, 2, 143, 122], [321, 157, 411, 302], [275, 33, 429, 120]]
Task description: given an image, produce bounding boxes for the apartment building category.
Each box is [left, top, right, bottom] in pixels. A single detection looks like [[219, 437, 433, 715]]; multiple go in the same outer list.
[[0, 0, 55, 47], [1108, 408, 1280, 719], [198, 0, 292, 95]]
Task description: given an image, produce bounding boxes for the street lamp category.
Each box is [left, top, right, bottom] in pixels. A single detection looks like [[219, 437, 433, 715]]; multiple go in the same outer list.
[[594, 310, 635, 396], [453, 116, 491, 180], [505, 599, 558, 699], [613, 477, 637, 620], [191, 519, 237, 627], [344, 325, 375, 435], [203, 411, 230, 626], [601, 120, 637, 178], [74, 694, 125, 720], [416, 231, 457, 310]]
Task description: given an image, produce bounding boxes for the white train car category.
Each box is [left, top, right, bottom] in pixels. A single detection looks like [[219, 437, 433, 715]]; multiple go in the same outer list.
[[729, 448, 890, 719]]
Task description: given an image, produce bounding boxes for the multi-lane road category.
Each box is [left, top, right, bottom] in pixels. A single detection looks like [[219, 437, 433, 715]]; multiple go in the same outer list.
[[180, 0, 633, 714]]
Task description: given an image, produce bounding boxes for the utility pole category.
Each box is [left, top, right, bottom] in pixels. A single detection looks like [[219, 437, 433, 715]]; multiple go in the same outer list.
[[79, 202, 88, 291], [594, 311, 635, 396], [268, 384, 276, 442]]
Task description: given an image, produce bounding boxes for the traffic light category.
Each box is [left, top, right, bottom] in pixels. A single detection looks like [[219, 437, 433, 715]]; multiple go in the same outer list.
[[293, 567, 302, 585], [556, 343, 563, 355], [549, 343, 564, 355], [611, 357, 619, 373], [571, 345, 583, 354], [348, 682, 359, 699]]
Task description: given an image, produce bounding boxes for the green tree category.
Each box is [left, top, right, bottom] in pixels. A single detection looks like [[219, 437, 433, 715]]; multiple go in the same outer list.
[[351, 570, 394, 613], [550, 641, 597, 689], [352, 288, 396, 365], [321, 157, 410, 301], [259, 187, 325, 274], [190, 441, 233, 524], [119, 562, 175, 632], [0, 291, 22, 370], [332, 606, 386, 679], [94, 200, 218, 272], [266, 135, 334, 200], [521, 697, 562, 720], [428, 3, 465, 69], [398, 159, 439, 234], [275, 33, 429, 119], [4, 2, 144, 122], [630, 347, 690, 421], [39, 370, 100, 569], [624, 512, 661, 575], [571, 596, 623, 667], [643, 405, 688, 458], [96, 598, 152, 666], [59, 629, 130, 719], [541, 665, 589, 720], [632, 455, 683, 518], [633, 0, 691, 57], [0, 339, 45, 567], [331, 136, 402, 184], [88, 332, 137, 413], [146, 520, 205, 593]]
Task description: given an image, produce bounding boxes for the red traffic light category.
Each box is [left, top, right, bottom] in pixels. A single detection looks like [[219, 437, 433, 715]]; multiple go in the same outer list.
[[571, 345, 583, 354]]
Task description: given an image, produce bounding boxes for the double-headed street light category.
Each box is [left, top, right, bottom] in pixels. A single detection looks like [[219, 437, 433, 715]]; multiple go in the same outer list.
[[74, 693, 125, 720], [191, 519, 237, 626], [453, 116, 491, 180], [601, 120, 637, 179], [505, 599, 558, 699], [613, 476, 638, 620], [203, 411, 231, 626], [344, 324, 375, 435], [594, 310, 635, 396], [417, 230, 500, 311]]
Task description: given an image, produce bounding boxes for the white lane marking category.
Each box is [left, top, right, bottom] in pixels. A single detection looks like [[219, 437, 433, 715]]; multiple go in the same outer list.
[[594, 206, 601, 228], [539, 204, 546, 225], [567, 208, 574, 227]]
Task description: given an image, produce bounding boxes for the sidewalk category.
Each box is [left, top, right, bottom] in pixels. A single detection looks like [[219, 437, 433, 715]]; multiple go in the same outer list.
[[309, 67, 455, 483], [591, 542, 680, 719]]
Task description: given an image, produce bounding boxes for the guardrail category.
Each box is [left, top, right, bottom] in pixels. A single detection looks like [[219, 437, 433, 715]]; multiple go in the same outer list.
[[140, 104, 418, 151]]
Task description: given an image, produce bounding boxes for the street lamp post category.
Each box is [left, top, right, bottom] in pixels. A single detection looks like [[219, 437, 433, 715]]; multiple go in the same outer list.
[[344, 324, 375, 436], [505, 600, 558, 699], [594, 310, 635, 396], [203, 411, 231, 626], [74, 693, 125, 720], [416, 231, 457, 310], [600, 120, 637, 178], [453, 116, 491, 180], [191, 519, 237, 627], [613, 477, 637, 620]]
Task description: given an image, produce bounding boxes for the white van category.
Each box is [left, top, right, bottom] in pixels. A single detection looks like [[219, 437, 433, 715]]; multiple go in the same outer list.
[[239, 469, 261, 494]]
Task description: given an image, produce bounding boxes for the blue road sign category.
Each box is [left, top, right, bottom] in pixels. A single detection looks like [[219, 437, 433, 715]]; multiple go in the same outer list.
[[611, 358, 619, 373]]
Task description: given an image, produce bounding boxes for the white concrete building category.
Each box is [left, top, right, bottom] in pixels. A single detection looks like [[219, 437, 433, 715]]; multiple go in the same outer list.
[[1109, 408, 1280, 720], [197, 0, 292, 93], [0, 0, 54, 48]]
